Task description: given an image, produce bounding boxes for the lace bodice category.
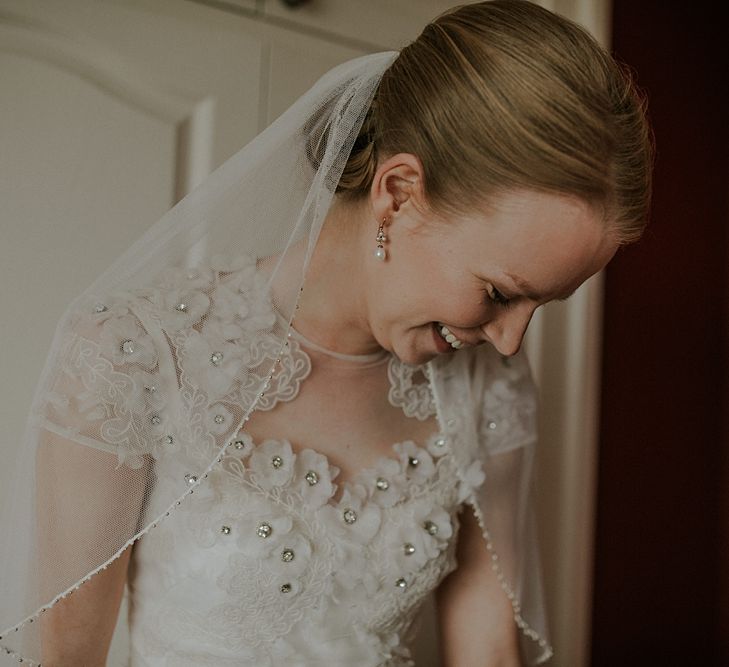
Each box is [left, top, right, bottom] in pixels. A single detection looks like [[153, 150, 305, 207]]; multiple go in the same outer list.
[[126, 426, 469, 666]]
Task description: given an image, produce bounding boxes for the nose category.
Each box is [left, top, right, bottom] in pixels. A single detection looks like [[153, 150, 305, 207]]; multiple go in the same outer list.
[[481, 307, 534, 357]]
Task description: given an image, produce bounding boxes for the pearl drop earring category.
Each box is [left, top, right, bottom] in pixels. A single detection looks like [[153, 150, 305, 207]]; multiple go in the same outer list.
[[374, 217, 387, 261]]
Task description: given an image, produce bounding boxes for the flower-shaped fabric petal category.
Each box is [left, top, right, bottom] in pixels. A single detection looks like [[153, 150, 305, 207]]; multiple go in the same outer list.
[[156, 287, 210, 331], [355, 457, 406, 509], [267, 529, 313, 577], [292, 448, 339, 509], [425, 432, 449, 458], [412, 500, 453, 559], [381, 513, 432, 573], [182, 328, 244, 400], [319, 483, 381, 545], [248, 439, 295, 490], [393, 440, 435, 484], [236, 508, 294, 559], [100, 314, 158, 368]]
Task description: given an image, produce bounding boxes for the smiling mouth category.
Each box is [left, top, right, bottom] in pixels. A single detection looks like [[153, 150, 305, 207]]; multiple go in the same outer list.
[[435, 322, 465, 349]]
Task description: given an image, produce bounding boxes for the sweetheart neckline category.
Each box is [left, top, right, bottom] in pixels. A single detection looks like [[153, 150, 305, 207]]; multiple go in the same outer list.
[[230, 429, 451, 509]]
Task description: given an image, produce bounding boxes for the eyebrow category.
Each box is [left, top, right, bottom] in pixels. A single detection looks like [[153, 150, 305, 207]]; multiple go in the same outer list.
[[504, 272, 577, 302]]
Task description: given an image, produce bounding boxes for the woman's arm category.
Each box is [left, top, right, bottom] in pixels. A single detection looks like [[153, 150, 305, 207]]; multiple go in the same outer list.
[[40, 544, 133, 666], [436, 502, 521, 667], [35, 432, 149, 666]]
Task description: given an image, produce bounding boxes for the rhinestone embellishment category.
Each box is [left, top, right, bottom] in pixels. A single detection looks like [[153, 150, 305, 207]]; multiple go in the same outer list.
[[403, 543, 416, 556], [271, 455, 283, 469], [256, 522, 272, 538], [423, 520, 438, 536], [94, 303, 108, 313], [487, 420, 497, 430], [121, 339, 135, 355], [305, 470, 319, 486], [395, 578, 407, 590], [434, 436, 447, 448], [233, 439, 246, 450], [175, 302, 188, 312], [408, 456, 419, 467], [164, 435, 174, 445], [150, 415, 161, 425], [281, 548, 295, 562], [221, 525, 231, 535], [280, 583, 292, 593], [375, 477, 389, 491], [184, 474, 197, 484], [213, 414, 225, 425], [210, 351, 224, 366], [343, 508, 357, 524]]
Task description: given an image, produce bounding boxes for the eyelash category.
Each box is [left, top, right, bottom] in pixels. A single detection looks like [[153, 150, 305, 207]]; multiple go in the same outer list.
[[484, 287, 512, 308]]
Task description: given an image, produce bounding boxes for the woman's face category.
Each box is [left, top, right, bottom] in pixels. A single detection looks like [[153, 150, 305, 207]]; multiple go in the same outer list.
[[366, 187, 618, 366]]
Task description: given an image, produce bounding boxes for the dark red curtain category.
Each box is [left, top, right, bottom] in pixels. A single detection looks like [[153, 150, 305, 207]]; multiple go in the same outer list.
[[592, 1, 729, 665]]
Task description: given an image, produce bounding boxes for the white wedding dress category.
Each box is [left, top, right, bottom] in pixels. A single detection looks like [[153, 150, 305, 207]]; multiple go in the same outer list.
[[126, 372, 464, 666], [37, 253, 541, 665]]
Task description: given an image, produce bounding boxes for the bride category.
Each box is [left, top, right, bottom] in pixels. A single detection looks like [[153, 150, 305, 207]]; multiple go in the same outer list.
[[0, 1, 652, 665]]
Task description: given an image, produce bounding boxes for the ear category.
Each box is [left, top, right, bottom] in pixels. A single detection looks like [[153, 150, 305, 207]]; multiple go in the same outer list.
[[369, 153, 429, 225]]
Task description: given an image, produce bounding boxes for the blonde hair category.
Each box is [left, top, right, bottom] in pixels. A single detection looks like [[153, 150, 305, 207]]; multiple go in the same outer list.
[[336, 0, 654, 244]]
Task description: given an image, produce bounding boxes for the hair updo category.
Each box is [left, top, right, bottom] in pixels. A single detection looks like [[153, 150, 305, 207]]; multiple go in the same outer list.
[[335, 0, 653, 244]]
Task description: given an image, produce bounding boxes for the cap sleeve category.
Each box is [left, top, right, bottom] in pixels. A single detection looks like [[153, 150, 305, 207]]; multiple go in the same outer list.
[[40, 294, 175, 471]]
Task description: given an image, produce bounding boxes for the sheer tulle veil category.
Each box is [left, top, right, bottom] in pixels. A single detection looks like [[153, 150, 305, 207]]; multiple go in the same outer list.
[[0, 50, 553, 664]]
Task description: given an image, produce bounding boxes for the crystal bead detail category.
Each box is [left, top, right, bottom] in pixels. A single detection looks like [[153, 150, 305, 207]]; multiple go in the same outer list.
[[214, 414, 225, 425], [375, 477, 389, 491], [175, 302, 187, 312], [184, 474, 197, 484], [423, 520, 438, 536], [256, 522, 272, 538], [305, 470, 319, 486], [408, 456, 419, 467], [487, 420, 497, 430], [395, 578, 407, 590], [221, 525, 231, 535], [280, 583, 292, 593], [271, 455, 283, 469], [403, 543, 416, 556], [434, 437, 447, 448], [121, 339, 135, 355], [164, 435, 174, 445], [343, 508, 358, 524], [233, 439, 245, 450], [94, 303, 108, 313], [150, 415, 161, 426], [210, 351, 224, 366], [281, 548, 295, 562]]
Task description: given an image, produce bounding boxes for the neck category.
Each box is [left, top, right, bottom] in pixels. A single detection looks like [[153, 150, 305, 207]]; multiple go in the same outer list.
[[291, 199, 384, 357]]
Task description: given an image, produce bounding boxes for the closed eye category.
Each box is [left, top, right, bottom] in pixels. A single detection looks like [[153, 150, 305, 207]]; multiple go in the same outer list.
[[484, 287, 512, 308]]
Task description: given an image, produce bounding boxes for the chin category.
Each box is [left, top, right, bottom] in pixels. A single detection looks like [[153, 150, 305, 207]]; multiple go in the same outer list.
[[392, 344, 434, 367], [386, 327, 435, 367]]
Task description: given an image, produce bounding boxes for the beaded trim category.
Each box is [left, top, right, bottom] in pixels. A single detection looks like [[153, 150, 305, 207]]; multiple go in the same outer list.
[[424, 359, 554, 663]]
